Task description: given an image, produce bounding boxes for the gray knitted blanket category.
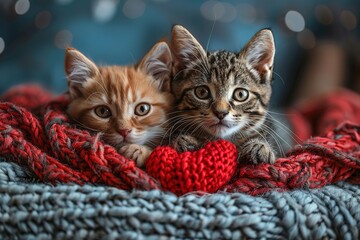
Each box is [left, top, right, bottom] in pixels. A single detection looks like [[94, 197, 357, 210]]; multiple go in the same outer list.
[[0, 161, 359, 239]]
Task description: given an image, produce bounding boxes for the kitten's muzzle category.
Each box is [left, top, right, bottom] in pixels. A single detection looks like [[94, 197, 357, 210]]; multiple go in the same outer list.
[[118, 129, 132, 138], [209, 119, 230, 128], [213, 110, 229, 120]]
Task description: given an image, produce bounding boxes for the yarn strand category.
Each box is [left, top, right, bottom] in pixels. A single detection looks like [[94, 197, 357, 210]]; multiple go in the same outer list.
[[0, 85, 359, 195]]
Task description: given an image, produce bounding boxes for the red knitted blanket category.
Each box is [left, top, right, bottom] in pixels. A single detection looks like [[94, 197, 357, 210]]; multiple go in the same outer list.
[[1, 85, 360, 195]]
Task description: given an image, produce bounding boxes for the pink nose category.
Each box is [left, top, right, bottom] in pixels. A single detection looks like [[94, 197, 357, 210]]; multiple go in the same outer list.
[[118, 129, 131, 138]]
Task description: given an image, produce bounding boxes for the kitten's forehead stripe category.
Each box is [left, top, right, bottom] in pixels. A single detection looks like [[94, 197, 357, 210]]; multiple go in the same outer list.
[[251, 91, 268, 108], [169, 27, 276, 143], [100, 94, 108, 104], [208, 51, 238, 87], [111, 94, 117, 104], [244, 64, 261, 84], [67, 63, 173, 147], [226, 70, 233, 81]]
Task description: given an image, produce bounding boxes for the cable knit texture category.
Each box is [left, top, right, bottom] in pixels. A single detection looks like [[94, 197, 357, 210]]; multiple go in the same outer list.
[[0, 84, 360, 196], [0, 85, 360, 239], [0, 161, 360, 239]]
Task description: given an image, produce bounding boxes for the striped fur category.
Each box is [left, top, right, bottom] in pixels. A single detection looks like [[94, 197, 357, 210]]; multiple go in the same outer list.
[[169, 25, 277, 164], [65, 42, 173, 167]]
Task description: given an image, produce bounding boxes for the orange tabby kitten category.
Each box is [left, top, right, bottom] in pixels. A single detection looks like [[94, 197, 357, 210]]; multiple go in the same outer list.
[[65, 42, 173, 167]]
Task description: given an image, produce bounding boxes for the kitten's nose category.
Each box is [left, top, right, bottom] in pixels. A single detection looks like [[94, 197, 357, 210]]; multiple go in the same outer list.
[[118, 129, 131, 138], [214, 110, 229, 120]]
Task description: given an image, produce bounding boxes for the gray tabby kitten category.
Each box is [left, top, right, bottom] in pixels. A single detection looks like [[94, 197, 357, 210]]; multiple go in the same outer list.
[[168, 25, 278, 164]]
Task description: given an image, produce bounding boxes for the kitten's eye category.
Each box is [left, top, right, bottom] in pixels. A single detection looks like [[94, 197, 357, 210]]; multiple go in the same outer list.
[[233, 88, 249, 102], [94, 106, 112, 118], [194, 86, 211, 99], [135, 103, 151, 116]]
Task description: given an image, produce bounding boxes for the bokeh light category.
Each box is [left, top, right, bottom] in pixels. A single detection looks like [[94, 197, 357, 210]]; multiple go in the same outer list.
[[123, 0, 146, 19], [35, 11, 52, 29], [14, 0, 30, 15], [55, 0, 74, 5], [285, 10, 305, 32], [219, 2, 237, 23], [0, 0, 359, 105], [201, 0, 225, 21], [297, 29, 316, 49], [237, 3, 257, 23], [0, 38, 5, 55], [314, 5, 333, 25], [54, 30, 73, 49], [340, 10, 357, 30], [92, 0, 119, 23]]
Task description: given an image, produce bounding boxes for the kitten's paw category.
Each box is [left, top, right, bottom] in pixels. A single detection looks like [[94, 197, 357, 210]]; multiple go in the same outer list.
[[172, 134, 201, 152], [241, 140, 276, 164], [118, 144, 152, 167]]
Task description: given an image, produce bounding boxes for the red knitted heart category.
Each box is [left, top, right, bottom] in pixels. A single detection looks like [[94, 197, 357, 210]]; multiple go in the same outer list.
[[146, 140, 238, 195]]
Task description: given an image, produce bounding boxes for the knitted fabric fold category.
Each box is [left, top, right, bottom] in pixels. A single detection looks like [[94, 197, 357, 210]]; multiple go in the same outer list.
[[0, 84, 359, 195], [0, 161, 359, 239]]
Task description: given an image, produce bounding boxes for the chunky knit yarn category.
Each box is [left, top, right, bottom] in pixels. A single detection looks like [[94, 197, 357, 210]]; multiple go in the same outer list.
[[0, 161, 360, 240], [1, 85, 360, 239], [0, 85, 360, 196], [146, 140, 238, 195]]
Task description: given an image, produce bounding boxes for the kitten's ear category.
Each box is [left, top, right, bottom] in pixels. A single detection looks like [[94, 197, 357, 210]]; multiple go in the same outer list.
[[242, 29, 275, 82], [138, 41, 172, 91], [170, 25, 207, 70], [65, 48, 99, 98]]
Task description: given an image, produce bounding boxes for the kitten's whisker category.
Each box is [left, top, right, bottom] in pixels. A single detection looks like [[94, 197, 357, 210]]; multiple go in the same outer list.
[[146, 139, 160, 148], [161, 119, 194, 145], [252, 118, 288, 154], [128, 51, 136, 63], [183, 120, 202, 136], [206, 17, 216, 53], [260, 123, 287, 156], [191, 54, 210, 77], [244, 123, 267, 142], [172, 119, 198, 136], [91, 79, 110, 99], [164, 122, 190, 145], [84, 91, 108, 105], [165, 115, 204, 143], [189, 121, 204, 136], [71, 118, 107, 133], [163, 115, 199, 125], [265, 113, 302, 145], [161, 113, 199, 129], [247, 122, 285, 158], [267, 110, 296, 116], [179, 121, 196, 134], [230, 129, 246, 143], [172, 69, 187, 82], [263, 119, 301, 147], [250, 114, 301, 146], [168, 110, 190, 115], [273, 71, 285, 85]]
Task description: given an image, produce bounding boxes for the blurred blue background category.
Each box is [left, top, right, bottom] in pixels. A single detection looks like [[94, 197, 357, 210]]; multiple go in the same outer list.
[[0, 0, 359, 107]]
